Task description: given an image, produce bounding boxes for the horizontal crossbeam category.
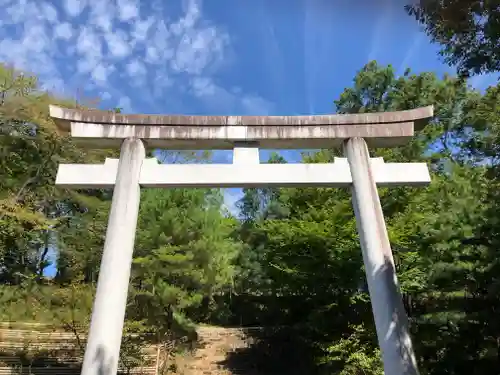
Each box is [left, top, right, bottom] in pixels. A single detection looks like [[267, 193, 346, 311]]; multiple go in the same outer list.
[[56, 158, 430, 189], [49, 105, 434, 149]]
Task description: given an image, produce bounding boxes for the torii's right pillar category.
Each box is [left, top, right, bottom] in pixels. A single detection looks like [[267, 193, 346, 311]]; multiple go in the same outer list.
[[345, 136, 420, 375]]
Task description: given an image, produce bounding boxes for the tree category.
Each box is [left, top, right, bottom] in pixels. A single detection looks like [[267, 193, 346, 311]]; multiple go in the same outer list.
[[333, 62, 499, 374], [406, 1, 500, 77], [231, 61, 500, 374], [130, 187, 241, 341], [0, 63, 117, 285]]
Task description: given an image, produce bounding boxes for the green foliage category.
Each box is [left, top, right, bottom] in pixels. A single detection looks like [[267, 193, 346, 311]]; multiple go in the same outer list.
[[130, 188, 241, 340], [231, 61, 500, 374], [322, 324, 383, 375], [0, 63, 115, 284], [2, 51, 500, 375], [406, 1, 500, 77]]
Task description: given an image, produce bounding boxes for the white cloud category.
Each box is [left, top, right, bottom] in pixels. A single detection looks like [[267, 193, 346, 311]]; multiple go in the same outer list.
[[191, 76, 217, 96], [89, 0, 116, 32], [125, 59, 148, 87], [0, 8, 60, 87], [75, 27, 104, 79], [171, 0, 201, 36], [64, 0, 87, 17], [5, 0, 34, 24], [126, 59, 147, 77], [101, 91, 112, 100], [191, 77, 274, 115], [241, 95, 274, 115], [54, 23, 73, 40], [152, 74, 172, 97], [168, 0, 227, 75], [172, 26, 228, 75], [41, 77, 66, 93], [22, 23, 50, 54], [0, 0, 272, 116], [145, 46, 160, 63], [91, 64, 114, 84], [117, 0, 139, 22], [118, 96, 133, 112], [76, 27, 101, 54], [104, 29, 131, 58], [146, 20, 173, 64], [131, 17, 154, 42], [40, 2, 58, 23]]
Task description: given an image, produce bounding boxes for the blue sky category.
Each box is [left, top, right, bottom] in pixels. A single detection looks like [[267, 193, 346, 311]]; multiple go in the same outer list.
[[1, 0, 498, 275]]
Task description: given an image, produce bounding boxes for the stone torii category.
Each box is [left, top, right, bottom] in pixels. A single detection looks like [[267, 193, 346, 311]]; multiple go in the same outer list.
[[50, 105, 434, 375]]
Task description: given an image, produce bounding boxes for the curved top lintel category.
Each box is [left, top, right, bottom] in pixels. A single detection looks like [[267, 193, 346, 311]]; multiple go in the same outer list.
[[49, 105, 434, 132]]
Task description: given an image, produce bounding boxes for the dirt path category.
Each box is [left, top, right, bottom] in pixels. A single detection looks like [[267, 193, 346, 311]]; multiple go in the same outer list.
[[179, 326, 253, 375]]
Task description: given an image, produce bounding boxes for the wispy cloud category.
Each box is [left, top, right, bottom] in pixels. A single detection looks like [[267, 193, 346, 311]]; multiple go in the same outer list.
[[303, 0, 337, 114], [0, 0, 272, 114], [368, 0, 394, 62], [190, 77, 274, 114], [397, 32, 424, 76]]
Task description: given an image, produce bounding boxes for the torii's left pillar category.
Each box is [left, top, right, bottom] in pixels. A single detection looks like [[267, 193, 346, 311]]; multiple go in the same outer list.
[[82, 138, 145, 375]]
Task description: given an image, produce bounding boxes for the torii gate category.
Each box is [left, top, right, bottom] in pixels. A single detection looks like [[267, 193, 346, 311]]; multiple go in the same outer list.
[[50, 104, 434, 375]]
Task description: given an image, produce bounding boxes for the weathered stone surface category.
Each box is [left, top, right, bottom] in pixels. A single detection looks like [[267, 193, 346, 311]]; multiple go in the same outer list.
[[50, 105, 434, 129], [49, 105, 434, 149]]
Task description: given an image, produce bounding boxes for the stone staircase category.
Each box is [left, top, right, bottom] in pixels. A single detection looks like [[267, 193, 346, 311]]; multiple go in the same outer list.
[[0, 323, 157, 375]]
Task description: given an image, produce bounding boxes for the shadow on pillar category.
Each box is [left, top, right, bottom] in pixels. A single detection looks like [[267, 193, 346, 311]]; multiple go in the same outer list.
[[377, 254, 419, 374], [94, 345, 113, 375]]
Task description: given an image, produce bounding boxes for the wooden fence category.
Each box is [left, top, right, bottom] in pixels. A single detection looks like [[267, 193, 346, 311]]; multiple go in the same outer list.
[[0, 323, 159, 375]]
